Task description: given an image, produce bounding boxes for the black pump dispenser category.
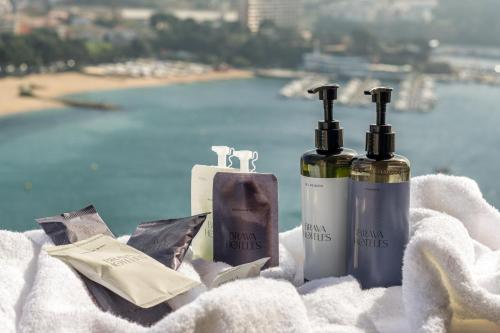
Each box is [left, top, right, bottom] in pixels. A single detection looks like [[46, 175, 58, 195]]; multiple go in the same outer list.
[[308, 84, 343, 152], [364, 87, 395, 158]]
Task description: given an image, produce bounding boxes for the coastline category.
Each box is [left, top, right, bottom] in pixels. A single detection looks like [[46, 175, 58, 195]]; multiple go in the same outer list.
[[0, 69, 253, 116]]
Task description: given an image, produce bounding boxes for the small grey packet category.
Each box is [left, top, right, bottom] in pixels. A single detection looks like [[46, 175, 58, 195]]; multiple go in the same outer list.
[[213, 173, 279, 268], [36, 205, 114, 244], [127, 214, 208, 270]]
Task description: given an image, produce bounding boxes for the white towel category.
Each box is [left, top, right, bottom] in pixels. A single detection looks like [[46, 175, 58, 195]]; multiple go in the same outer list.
[[0, 174, 499, 333], [405, 175, 500, 332]]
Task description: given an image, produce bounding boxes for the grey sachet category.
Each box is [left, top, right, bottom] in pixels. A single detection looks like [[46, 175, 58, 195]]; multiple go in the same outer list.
[[36, 204, 114, 244], [127, 213, 208, 270], [213, 172, 279, 268]]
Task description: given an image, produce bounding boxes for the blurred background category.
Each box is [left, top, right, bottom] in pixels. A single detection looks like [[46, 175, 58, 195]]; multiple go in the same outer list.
[[0, 0, 499, 234]]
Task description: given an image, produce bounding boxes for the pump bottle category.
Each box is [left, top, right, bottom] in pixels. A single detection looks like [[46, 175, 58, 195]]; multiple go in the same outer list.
[[300, 84, 357, 281], [346, 87, 410, 289]]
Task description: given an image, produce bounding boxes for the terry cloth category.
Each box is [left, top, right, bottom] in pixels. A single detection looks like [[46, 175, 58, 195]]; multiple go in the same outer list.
[[0, 175, 499, 333]]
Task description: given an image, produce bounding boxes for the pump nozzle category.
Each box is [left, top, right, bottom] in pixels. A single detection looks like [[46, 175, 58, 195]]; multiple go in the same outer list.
[[364, 87, 392, 126], [364, 87, 395, 158], [308, 84, 343, 152], [308, 84, 338, 122], [233, 150, 257, 173], [211, 146, 233, 168]]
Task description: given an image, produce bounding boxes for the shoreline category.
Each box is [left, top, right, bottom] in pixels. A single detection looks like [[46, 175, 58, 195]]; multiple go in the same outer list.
[[0, 69, 253, 116]]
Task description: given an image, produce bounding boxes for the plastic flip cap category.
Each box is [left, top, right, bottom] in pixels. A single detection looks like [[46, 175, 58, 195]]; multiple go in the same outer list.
[[211, 146, 234, 168], [233, 150, 258, 172]]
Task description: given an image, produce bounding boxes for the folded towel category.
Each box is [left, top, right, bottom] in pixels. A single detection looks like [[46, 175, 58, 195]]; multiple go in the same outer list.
[[0, 175, 499, 333], [405, 175, 500, 332]]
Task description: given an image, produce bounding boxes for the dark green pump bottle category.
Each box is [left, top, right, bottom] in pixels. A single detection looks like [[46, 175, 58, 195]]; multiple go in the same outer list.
[[300, 84, 356, 281]]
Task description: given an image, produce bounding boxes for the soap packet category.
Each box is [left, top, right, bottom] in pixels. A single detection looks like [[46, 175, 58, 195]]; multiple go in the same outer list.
[[37, 207, 207, 325], [213, 150, 279, 268], [191, 146, 239, 261], [36, 206, 154, 322], [210, 257, 270, 288], [47, 234, 201, 308], [37, 206, 172, 326], [36, 205, 114, 244], [127, 213, 208, 270]]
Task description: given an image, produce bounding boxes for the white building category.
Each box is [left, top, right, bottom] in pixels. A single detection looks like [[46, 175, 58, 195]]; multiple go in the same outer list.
[[0, 0, 13, 32], [324, 0, 437, 24], [240, 0, 301, 33], [431, 45, 500, 73], [120, 8, 238, 24], [0, 0, 11, 15]]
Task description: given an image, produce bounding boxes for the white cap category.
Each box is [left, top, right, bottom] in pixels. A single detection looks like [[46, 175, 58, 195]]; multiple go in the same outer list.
[[211, 146, 233, 168], [233, 150, 258, 172]]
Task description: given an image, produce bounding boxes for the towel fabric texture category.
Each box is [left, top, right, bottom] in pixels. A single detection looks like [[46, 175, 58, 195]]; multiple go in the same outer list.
[[1, 175, 500, 333]]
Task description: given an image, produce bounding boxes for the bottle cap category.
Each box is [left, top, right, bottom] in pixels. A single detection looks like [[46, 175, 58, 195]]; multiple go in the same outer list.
[[364, 87, 395, 158], [308, 84, 343, 152], [211, 146, 233, 168], [233, 150, 258, 172]]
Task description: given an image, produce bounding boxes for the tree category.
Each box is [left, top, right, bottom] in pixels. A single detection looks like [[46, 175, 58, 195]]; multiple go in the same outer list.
[[349, 29, 379, 56]]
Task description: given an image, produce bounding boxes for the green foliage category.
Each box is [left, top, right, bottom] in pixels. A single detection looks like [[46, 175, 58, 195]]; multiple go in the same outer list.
[[94, 17, 120, 29], [85, 41, 115, 62], [312, 17, 431, 64], [0, 12, 307, 72], [0, 34, 38, 66], [0, 28, 148, 71], [149, 15, 307, 68], [349, 29, 379, 56]]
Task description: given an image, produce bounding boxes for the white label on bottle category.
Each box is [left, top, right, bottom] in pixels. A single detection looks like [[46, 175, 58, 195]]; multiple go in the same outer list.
[[301, 175, 348, 280]]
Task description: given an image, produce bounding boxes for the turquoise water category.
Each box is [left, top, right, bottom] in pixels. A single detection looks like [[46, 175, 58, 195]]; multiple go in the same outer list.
[[0, 78, 499, 234]]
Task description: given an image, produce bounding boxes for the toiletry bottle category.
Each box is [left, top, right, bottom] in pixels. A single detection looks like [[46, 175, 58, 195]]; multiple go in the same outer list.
[[347, 87, 410, 289], [191, 146, 238, 261], [301, 84, 356, 281], [213, 150, 279, 268]]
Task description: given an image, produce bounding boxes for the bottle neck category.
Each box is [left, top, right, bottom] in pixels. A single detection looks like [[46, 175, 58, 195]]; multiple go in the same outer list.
[[376, 103, 386, 125], [367, 152, 394, 161], [317, 147, 343, 155]]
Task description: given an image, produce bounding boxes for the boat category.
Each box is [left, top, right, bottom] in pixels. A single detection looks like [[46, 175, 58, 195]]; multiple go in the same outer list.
[[394, 74, 437, 112], [279, 75, 329, 99], [337, 78, 380, 106]]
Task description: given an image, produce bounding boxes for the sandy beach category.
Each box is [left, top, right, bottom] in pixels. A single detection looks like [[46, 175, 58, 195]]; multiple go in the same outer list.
[[0, 69, 253, 116]]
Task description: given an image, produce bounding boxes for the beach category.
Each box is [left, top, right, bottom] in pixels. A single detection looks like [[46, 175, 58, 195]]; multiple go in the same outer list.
[[0, 69, 253, 116]]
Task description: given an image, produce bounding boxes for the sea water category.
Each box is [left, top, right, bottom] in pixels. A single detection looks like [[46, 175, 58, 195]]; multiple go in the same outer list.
[[0, 78, 498, 234]]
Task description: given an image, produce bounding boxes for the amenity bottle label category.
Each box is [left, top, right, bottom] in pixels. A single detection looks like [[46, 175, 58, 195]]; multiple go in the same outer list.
[[301, 175, 349, 280], [346, 180, 410, 289]]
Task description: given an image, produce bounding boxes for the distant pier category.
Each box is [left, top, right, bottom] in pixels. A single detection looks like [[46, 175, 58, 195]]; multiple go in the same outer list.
[[19, 84, 120, 111]]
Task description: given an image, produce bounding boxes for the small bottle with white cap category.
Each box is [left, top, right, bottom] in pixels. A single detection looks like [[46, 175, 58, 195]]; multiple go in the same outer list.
[[212, 149, 279, 268], [191, 146, 238, 261], [232, 150, 258, 173]]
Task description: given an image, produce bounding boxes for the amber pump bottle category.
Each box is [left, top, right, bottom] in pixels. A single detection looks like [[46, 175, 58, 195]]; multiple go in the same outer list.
[[300, 84, 356, 281], [346, 87, 410, 289]]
